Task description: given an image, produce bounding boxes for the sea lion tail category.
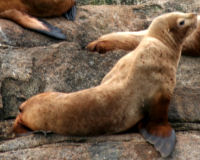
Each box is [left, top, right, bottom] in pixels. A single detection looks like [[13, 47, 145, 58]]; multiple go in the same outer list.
[[0, 9, 66, 40]]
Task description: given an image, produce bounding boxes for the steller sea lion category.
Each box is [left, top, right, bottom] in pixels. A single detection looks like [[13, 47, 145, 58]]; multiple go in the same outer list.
[[12, 12, 197, 157], [0, 0, 76, 40], [87, 30, 146, 53], [87, 15, 200, 57], [181, 15, 200, 57]]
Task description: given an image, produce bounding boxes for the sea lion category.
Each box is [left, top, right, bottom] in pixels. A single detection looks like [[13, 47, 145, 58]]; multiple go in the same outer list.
[[87, 16, 200, 57], [13, 12, 197, 157], [86, 30, 148, 53], [0, 0, 76, 40], [181, 15, 200, 56], [87, 30, 145, 53]]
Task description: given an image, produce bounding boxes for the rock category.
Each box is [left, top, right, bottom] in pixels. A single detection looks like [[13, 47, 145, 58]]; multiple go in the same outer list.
[[0, 120, 13, 141], [0, 1, 200, 159], [78, 0, 200, 6], [0, 6, 148, 48], [0, 132, 200, 159]]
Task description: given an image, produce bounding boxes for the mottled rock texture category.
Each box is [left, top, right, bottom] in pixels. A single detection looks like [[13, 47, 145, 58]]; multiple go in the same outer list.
[[0, 132, 200, 160], [0, 0, 200, 159]]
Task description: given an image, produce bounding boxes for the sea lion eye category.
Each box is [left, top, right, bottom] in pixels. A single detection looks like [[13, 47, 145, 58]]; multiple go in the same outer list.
[[179, 20, 185, 26]]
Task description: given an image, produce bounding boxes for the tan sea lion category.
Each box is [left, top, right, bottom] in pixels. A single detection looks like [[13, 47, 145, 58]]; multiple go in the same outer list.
[[87, 16, 200, 57], [0, 0, 76, 39], [13, 12, 197, 157], [87, 30, 145, 53]]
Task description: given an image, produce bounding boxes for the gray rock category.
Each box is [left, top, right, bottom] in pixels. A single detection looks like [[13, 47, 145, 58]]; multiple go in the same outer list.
[[0, 132, 200, 160]]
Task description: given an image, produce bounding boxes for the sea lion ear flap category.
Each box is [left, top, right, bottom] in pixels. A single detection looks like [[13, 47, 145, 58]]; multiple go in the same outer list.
[[140, 127, 176, 157], [0, 9, 66, 40], [167, 27, 170, 32]]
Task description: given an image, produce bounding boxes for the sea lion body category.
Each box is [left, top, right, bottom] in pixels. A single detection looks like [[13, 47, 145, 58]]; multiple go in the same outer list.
[[15, 37, 175, 136], [17, 85, 142, 136], [0, 0, 75, 17], [0, 0, 76, 39], [13, 12, 197, 157], [87, 16, 200, 57], [182, 20, 200, 56]]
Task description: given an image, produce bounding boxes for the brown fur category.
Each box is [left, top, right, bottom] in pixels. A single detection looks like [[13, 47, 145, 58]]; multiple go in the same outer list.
[[0, 0, 75, 17], [87, 16, 200, 57], [182, 23, 200, 56], [87, 31, 145, 53], [0, 0, 75, 33], [13, 12, 197, 144], [138, 90, 172, 137]]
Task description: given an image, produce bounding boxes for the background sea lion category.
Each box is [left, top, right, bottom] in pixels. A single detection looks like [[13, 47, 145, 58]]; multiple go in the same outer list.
[[13, 12, 197, 157], [87, 15, 200, 57], [181, 16, 200, 57], [0, 0, 76, 40], [87, 30, 145, 53]]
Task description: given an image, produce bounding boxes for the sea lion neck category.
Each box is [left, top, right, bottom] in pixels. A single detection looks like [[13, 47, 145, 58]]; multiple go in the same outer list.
[[147, 29, 182, 54]]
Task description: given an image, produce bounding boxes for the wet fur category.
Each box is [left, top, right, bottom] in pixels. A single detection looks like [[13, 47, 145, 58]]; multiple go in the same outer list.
[[13, 12, 197, 157]]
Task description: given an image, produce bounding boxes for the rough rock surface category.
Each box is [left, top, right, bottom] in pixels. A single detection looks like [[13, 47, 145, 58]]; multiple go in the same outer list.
[[0, 132, 200, 160], [0, 1, 200, 159]]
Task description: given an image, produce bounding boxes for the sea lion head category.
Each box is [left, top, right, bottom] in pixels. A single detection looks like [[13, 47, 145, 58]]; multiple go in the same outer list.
[[147, 12, 197, 47]]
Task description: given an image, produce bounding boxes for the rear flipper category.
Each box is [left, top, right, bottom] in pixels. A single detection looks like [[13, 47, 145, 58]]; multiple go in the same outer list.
[[13, 114, 53, 137], [64, 5, 77, 21], [33, 130, 53, 136], [35, 19, 66, 40], [0, 9, 66, 40], [140, 127, 176, 158]]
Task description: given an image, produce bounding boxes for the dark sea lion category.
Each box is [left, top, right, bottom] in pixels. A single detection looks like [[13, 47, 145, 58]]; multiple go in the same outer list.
[[13, 12, 197, 157], [0, 0, 76, 39]]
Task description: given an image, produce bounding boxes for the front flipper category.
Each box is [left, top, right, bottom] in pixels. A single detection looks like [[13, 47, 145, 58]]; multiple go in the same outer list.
[[33, 130, 53, 137], [0, 9, 66, 40], [140, 127, 176, 158], [64, 5, 77, 21], [86, 32, 144, 53], [139, 91, 176, 157]]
